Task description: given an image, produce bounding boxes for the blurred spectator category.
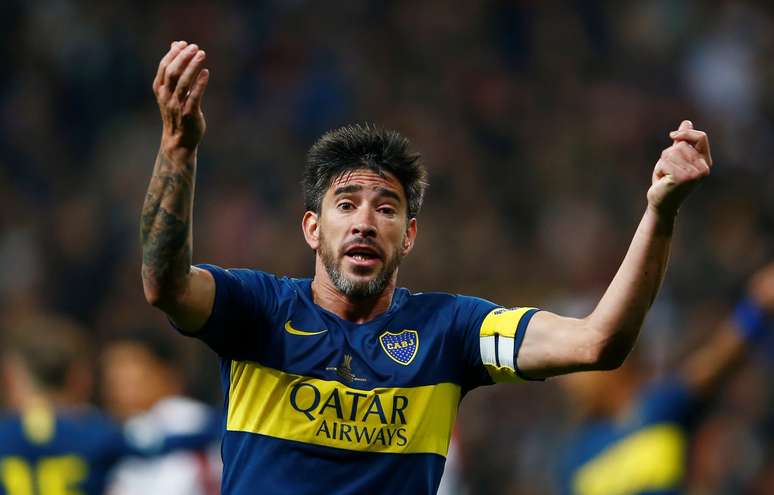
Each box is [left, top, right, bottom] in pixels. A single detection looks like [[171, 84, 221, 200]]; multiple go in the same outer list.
[[101, 329, 221, 495], [555, 262, 774, 494], [0, 314, 217, 495]]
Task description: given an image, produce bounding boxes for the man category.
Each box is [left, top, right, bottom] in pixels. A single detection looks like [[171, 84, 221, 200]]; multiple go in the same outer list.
[[101, 330, 220, 495], [0, 314, 218, 495], [140, 40, 712, 495], [557, 262, 774, 495]]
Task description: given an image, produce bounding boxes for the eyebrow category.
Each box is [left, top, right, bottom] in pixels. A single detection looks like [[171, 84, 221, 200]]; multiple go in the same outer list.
[[333, 184, 402, 203], [333, 184, 363, 196]]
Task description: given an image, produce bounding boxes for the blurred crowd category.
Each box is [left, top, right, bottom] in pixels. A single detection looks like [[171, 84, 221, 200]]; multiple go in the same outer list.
[[1, 0, 772, 493]]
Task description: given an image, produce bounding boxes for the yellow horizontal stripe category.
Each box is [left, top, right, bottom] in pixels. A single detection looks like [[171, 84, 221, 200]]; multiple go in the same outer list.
[[227, 361, 460, 456], [573, 424, 686, 495]]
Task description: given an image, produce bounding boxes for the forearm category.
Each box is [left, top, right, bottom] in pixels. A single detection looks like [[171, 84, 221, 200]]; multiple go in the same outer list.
[[585, 205, 675, 365], [517, 121, 711, 377], [682, 292, 774, 397], [681, 321, 746, 397], [140, 147, 196, 306], [518, 206, 676, 377]]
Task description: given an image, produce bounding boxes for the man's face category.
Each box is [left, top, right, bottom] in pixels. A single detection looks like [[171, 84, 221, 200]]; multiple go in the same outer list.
[[100, 342, 180, 420], [558, 362, 641, 417], [306, 169, 416, 299]]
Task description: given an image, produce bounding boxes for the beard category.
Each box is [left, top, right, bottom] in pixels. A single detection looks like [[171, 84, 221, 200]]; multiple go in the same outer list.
[[319, 233, 404, 300]]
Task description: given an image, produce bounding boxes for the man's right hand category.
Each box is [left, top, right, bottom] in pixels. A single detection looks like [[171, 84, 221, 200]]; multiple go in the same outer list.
[[153, 41, 210, 154], [142, 41, 214, 333]]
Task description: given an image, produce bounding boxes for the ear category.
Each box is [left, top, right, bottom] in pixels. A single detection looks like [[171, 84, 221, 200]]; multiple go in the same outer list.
[[302, 211, 320, 250], [402, 217, 417, 255]]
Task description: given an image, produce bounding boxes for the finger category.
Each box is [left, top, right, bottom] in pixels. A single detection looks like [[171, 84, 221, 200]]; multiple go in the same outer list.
[[657, 147, 689, 175], [657, 153, 693, 183], [154, 41, 188, 92], [671, 142, 704, 169], [653, 161, 677, 188], [164, 44, 200, 93], [668, 144, 704, 174], [656, 173, 677, 188], [669, 129, 706, 145], [660, 150, 709, 185], [668, 120, 693, 144], [174, 50, 206, 102], [183, 69, 210, 115], [669, 129, 712, 165], [696, 158, 711, 176]]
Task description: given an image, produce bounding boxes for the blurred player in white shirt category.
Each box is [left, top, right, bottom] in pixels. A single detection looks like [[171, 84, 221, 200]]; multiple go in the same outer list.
[[100, 329, 221, 495]]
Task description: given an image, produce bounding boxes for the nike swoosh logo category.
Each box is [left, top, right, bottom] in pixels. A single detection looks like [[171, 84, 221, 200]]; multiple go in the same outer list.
[[284, 320, 328, 336]]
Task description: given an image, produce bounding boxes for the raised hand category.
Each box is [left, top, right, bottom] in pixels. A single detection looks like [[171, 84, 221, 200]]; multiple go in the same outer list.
[[153, 41, 210, 153], [647, 120, 712, 216], [140, 43, 217, 333]]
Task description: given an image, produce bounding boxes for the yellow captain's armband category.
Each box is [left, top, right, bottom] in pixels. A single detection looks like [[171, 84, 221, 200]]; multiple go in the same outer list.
[[479, 307, 538, 383]]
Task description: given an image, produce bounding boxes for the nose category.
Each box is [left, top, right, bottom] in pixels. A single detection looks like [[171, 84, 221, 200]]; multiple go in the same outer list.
[[351, 209, 377, 238], [352, 222, 377, 238]]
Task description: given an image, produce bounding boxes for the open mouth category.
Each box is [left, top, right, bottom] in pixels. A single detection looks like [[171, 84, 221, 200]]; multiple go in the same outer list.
[[344, 244, 382, 263]]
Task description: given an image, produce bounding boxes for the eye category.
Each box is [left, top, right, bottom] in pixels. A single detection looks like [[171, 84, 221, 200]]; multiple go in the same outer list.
[[337, 201, 355, 211], [378, 206, 397, 216]]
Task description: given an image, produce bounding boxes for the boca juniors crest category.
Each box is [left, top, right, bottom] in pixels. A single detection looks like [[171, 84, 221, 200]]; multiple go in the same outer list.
[[379, 330, 419, 365]]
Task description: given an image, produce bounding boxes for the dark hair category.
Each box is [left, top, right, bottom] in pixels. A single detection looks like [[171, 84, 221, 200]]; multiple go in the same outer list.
[[2, 315, 91, 390], [104, 327, 181, 367], [304, 124, 428, 219]]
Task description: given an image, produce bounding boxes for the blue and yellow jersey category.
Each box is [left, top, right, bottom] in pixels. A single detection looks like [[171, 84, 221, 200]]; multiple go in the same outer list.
[[0, 405, 219, 495], [184, 264, 540, 495], [559, 379, 703, 495], [0, 406, 138, 495]]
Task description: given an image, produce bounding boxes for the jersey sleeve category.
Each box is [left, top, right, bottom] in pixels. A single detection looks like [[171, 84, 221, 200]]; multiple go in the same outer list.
[[455, 296, 542, 389], [639, 377, 706, 428], [177, 263, 283, 358], [105, 411, 221, 462]]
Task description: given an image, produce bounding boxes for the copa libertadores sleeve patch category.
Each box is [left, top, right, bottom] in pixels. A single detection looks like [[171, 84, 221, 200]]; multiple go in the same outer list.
[[479, 307, 539, 382]]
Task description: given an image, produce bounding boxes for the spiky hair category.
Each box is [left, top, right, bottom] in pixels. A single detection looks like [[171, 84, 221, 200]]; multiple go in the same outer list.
[[303, 124, 428, 218]]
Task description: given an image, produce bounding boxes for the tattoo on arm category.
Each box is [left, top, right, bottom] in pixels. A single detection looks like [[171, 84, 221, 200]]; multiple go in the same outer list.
[[140, 152, 195, 297]]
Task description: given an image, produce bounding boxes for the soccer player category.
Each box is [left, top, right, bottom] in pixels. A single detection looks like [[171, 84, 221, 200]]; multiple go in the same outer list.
[[557, 262, 774, 495], [101, 330, 220, 495], [0, 315, 219, 495], [140, 40, 712, 494]]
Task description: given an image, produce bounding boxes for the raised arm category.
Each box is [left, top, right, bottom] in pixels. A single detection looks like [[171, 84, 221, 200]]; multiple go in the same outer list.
[[680, 262, 774, 398], [517, 121, 712, 378], [141, 41, 214, 332]]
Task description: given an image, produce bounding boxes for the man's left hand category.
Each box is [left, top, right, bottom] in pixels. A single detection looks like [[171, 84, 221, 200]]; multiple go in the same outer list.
[[647, 120, 712, 216]]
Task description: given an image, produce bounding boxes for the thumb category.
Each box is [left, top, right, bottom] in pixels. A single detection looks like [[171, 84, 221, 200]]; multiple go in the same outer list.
[[656, 173, 676, 188]]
